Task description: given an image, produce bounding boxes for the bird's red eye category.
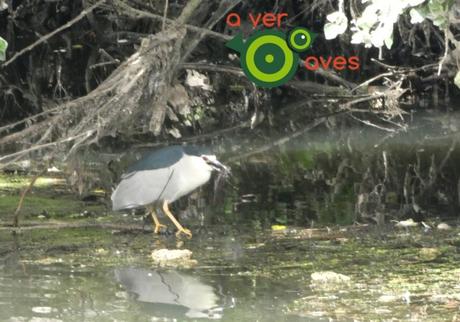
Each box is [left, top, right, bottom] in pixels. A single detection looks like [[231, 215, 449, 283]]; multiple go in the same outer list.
[[202, 155, 209, 162]]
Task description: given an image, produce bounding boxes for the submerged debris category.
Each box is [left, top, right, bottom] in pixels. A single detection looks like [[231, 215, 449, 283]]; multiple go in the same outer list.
[[151, 248, 197, 268], [311, 271, 351, 284]]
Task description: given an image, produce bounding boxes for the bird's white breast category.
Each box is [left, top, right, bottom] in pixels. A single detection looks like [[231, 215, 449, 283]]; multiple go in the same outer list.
[[170, 155, 212, 202]]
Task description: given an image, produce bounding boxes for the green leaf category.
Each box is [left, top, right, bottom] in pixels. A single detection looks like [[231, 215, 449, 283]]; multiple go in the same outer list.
[[454, 70, 460, 89], [0, 36, 7, 61], [432, 16, 447, 27], [424, 0, 454, 27]]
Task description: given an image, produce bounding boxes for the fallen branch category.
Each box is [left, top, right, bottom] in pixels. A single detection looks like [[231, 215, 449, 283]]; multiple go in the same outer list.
[[0, 221, 152, 232], [180, 62, 244, 76], [288, 80, 349, 95], [351, 72, 393, 93], [341, 93, 386, 109]]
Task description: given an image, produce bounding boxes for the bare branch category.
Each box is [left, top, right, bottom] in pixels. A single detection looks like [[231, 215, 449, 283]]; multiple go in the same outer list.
[[2, 0, 107, 68], [113, 0, 232, 41]]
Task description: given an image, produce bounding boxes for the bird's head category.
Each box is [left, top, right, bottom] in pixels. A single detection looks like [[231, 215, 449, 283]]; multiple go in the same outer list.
[[201, 155, 230, 174]]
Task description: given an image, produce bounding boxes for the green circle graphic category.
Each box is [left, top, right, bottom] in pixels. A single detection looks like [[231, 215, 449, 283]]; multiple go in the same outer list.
[[240, 30, 298, 88], [253, 43, 285, 74], [288, 27, 313, 52]]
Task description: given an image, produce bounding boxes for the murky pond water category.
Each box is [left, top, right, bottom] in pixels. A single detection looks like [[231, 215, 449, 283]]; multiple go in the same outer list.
[[2, 124, 460, 321], [1, 223, 460, 321]]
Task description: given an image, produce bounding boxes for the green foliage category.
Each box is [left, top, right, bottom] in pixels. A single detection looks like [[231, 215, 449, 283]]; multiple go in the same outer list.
[[324, 0, 455, 49], [454, 70, 460, 89], [411, 0, 454, 27], [0, 36, 7, 61]]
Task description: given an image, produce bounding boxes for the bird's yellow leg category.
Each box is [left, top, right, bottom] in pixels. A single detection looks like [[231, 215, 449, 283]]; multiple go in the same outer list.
[[162, 200, 192, 239], [148, 207, 167, 234]]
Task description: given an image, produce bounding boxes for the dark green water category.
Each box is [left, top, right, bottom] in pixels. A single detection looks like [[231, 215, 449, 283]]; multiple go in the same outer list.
[[1, 223, 460, 321]]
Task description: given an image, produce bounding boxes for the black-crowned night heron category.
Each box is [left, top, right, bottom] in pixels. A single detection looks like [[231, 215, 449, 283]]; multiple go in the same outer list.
[[111, 145, 228, 238]]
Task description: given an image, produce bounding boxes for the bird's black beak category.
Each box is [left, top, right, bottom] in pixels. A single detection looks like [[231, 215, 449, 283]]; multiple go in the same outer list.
[[210, 159, 230, 174], [203, 156, 230, 175]]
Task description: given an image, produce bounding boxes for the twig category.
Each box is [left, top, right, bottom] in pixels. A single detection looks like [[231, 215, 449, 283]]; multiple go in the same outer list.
[[351, 72, 393, 93], [341, 93, 386, 108], [288, 80, 349, 94], [181, 0, 242, 62], [437, 27, 449, 76], [348, 114, 396, 132], [175, 0, 201, 24], [227, 117, 327, 162], [89, 60, 120, 69], [0, 130, 95, 164], [13, 168, 48, 227], [113, 0, 232, 41], [133, 122, 249, 149], [2, 0, 106, 68], [439, 139, 457, 171], [299, 59, 357, 89], [370, 58, 438, 72], [0, 104, 61, 135], [180, 62, 244, 76], [162, 0, 169, 30], [287, 0, 328, 24]]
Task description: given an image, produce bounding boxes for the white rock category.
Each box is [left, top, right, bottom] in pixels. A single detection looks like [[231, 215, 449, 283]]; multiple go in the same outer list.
[[151, 249, 197, 267], [437, 223, 452, 230]]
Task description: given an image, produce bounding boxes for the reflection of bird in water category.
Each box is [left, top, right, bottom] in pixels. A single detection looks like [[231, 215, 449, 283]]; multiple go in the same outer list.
[[114, 268, 223, 319], [111, 146, 229, 238]]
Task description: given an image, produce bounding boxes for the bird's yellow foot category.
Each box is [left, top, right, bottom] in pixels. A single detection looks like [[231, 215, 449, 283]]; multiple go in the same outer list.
[[153, 223, 167, 234], [176, 227, 192, 239]]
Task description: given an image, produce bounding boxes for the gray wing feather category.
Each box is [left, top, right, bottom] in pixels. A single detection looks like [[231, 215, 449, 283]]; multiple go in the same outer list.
[[111, 167, 173, 211]]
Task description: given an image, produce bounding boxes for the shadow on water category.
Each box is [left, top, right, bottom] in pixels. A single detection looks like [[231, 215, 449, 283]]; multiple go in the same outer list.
[[0, 227, 311, 321], [1, 223, 460, 321], [114, 268, 224, 319]]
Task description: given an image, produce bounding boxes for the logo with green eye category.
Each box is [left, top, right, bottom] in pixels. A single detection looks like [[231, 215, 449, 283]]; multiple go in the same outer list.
[[226, 27, 315, 88]]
